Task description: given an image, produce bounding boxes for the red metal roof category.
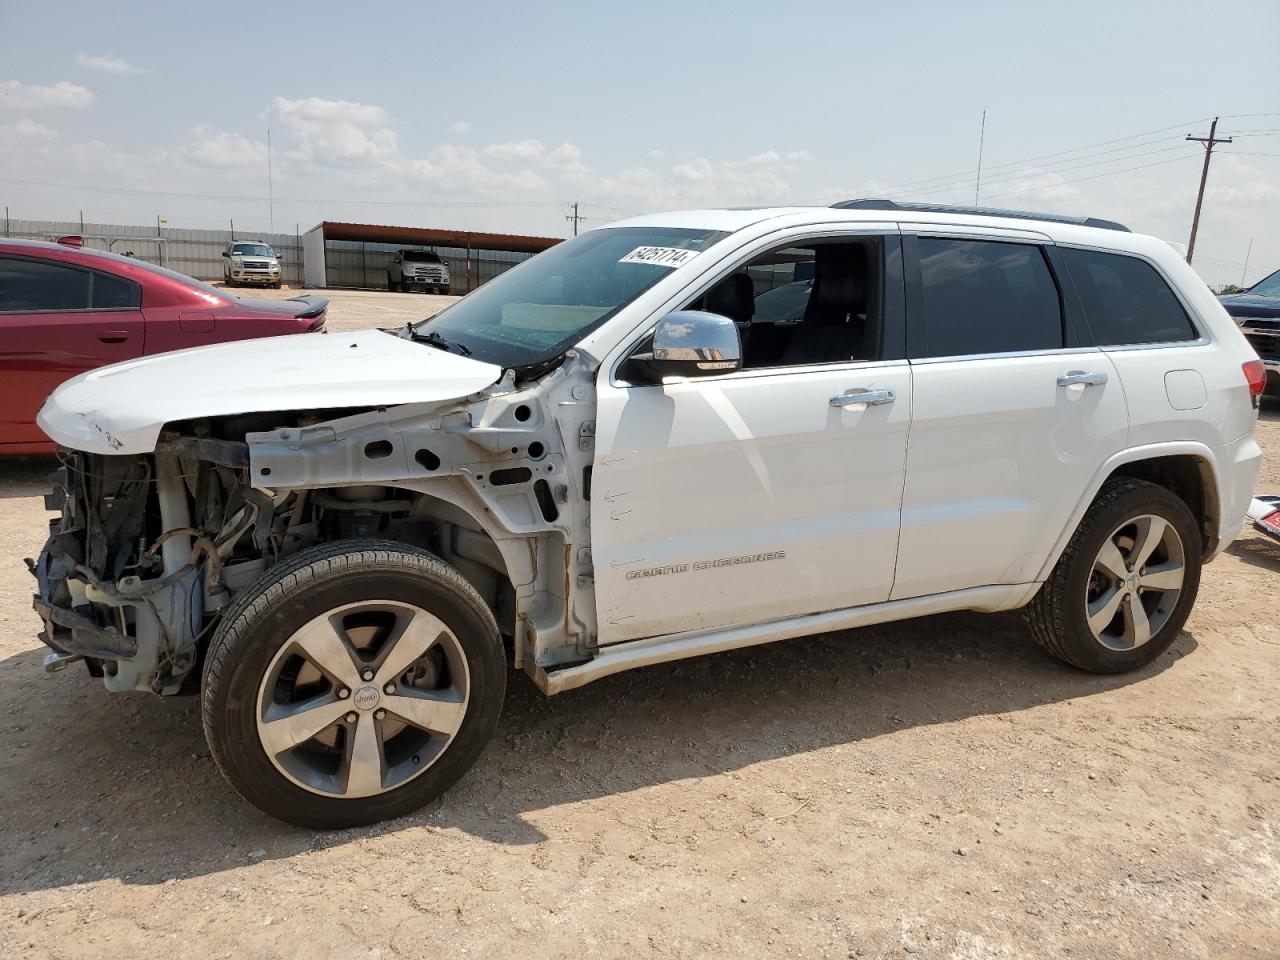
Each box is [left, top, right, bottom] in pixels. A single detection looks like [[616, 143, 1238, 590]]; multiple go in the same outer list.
[[316, 221, 563, 254]]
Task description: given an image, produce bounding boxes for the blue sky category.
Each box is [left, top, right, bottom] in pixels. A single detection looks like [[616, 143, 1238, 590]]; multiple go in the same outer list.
[[1, 0, 1277, 286]]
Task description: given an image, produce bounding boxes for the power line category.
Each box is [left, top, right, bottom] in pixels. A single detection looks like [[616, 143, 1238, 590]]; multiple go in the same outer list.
[[980, 153, 1200, 201], [1185, 117, 1233, 265], [809, 118, 1214, 202]]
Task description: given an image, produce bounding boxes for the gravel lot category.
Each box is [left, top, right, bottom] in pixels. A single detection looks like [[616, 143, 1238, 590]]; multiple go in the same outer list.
[[2, 288, 1278, 959]]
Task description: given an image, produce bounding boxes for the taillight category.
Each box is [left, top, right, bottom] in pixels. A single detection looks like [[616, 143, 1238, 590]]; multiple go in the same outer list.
[[1243, 359, 1266, 404], [1260, 510, 1280, 536]]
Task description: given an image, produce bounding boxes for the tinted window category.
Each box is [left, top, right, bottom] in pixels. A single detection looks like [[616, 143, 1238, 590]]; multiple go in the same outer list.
[[915, 238, 1062, 358], [0, 257, 91, 312], [91, 271, 142, 309], [1059, 248, 1197, 345]]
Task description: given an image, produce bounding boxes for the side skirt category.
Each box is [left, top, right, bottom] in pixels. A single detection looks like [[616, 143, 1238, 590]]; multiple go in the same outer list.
[[536, 582, 1038, 695]]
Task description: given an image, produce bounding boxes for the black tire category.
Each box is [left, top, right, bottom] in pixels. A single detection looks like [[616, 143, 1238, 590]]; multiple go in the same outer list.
[[201, 540, 506, 829], [1024, 478, 1202, 673], [441, 286, 451, 296]]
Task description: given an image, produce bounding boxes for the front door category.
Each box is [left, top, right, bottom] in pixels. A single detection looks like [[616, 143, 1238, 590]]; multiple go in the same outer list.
[[591, 231, 912, 645]]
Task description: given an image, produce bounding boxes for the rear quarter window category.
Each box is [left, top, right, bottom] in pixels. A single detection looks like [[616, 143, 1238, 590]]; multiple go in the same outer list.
[[1059, 248, 1197, 346]]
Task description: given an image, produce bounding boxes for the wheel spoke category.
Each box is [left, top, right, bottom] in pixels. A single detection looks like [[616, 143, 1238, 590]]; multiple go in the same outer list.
[[374, 608, 450, 687], [1123, 597, 1153, 648], [1139, 561, 1184, 592], [1130, 516, 1168, 570], [1087, 585, 1125, 636], [386, 689, 467, 737], [1094, 538, 1129, 581], [344, 714, 386, 797], [291, 615, 361, 688], [259, 696, 350, 756]]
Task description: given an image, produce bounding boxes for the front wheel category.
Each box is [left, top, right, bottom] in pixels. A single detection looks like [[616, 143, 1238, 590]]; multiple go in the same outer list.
[[201, 540, 506, 828], [1025, 478, 1201, 673]]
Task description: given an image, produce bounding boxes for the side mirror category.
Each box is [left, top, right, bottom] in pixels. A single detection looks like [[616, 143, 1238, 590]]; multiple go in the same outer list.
[[221, 251, 230, 258], [630, 310, 741, 382], [275, 252, 284, 261]]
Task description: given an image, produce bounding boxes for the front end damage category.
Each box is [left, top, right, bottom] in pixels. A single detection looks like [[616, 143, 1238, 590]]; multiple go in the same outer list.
[[31, 352, 600, 695]]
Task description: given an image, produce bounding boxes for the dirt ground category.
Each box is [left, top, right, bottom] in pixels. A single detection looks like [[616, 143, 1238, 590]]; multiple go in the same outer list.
[[1, 288, 1278, 960]]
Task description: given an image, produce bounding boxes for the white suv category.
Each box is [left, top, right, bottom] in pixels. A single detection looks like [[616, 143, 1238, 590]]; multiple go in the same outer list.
[[32, 200, 1265, 828], [222, 240, 282, 288]]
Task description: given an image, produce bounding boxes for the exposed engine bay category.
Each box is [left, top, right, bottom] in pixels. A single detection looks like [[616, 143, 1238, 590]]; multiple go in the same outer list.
[[30, 352, 600, 694]]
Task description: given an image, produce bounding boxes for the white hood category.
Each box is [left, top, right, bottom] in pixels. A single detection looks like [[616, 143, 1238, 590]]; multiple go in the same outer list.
[[38, 329, 502, 455]]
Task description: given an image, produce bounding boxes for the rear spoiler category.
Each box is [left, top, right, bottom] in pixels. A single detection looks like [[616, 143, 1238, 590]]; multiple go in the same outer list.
[[284, 295, 328, 319]]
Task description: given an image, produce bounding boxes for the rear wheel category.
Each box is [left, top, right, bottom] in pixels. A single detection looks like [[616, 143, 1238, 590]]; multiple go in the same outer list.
[[1025, 478, 1201, 673], [202, 540, 506, 828]]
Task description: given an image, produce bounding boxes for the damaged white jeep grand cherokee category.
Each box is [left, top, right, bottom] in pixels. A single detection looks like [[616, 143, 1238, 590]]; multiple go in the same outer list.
[[32, 200, 1265, 828]]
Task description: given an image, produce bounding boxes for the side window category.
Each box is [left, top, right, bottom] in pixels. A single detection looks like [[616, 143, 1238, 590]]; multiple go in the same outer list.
[[689, 237, 885, 369], [91, 271, 142, 310], [0, 257, 92, 313], [1058, 247, 1197, 345], [914, 238, 1063, 358]]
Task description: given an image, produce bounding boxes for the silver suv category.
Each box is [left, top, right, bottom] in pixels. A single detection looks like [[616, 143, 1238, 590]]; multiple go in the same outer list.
[[222, 241, 282, 289]]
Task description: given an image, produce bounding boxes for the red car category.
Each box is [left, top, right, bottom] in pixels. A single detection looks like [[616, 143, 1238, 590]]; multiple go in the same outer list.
[[0, 238, 327, 455]]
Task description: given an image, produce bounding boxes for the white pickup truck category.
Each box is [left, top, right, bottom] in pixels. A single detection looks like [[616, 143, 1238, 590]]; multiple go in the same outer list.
[[32, 200, 1264, 828], [387, 249, 450, 294]]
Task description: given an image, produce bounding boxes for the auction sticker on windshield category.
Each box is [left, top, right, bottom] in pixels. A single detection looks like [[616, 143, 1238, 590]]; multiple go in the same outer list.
[[619, 246, 702, 268]]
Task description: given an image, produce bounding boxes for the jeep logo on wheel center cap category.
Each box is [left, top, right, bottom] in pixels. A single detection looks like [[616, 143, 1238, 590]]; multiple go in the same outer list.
[[353, 685, 381, 710]]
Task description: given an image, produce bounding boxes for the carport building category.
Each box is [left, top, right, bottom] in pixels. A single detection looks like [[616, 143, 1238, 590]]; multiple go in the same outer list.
[[301, 222, 562, 293]]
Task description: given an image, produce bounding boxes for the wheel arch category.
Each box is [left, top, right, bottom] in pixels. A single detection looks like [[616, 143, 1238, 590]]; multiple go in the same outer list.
[[1036, 442, 1222, 583]]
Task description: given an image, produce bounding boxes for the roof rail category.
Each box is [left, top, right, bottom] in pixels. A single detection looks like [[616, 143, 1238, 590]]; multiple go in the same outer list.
[[830, 198, 1130, 233]]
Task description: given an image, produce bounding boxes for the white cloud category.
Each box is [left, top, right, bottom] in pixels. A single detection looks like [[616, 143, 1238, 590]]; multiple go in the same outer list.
[[0, 118, 57, 142], [76, 53, 141, 75], [0, 80, 95, 111], [483, 139, 544, 160], [182, 125, 268, 170], [272, 96, 397, 165], [449, 120, 470, 133], [409, 143, 547, 193]]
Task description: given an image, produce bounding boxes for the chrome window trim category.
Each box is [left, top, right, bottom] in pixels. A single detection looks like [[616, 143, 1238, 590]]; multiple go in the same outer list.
[[907, 345, 1105, 365], [614, 356, 910, 389]]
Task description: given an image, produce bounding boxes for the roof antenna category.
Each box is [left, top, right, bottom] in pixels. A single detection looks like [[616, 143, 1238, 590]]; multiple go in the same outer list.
[[975, 109, 987, 205]]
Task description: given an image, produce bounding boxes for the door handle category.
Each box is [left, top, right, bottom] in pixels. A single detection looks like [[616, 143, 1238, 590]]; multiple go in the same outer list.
[[831, 388, 896, 407], [98, 330, 130, 344], [1057, 371, 1108, 387]]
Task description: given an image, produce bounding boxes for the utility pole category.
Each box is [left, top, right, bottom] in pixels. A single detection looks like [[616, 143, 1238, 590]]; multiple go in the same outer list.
[[565, 202, 582, 236], [1185, 117, 1232, 265], [1241, 236, 1253, 288]]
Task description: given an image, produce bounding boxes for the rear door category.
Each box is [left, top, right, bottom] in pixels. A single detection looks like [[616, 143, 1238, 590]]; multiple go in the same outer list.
[[0, 256, 144, 447], [891, 230, 1128, 600]]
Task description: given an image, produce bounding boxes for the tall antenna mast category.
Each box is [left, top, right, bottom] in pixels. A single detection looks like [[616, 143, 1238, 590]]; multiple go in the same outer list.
[[267, 128, 275, 234], [975, 109, 987, 205]]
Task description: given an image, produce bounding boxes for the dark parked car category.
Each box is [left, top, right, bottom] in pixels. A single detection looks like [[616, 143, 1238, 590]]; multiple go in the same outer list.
[[0, 238, 327, 455], [1220, 267, 1280, 395]]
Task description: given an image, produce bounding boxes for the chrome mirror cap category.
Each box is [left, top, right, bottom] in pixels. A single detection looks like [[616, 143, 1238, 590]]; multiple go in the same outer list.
[[647, 310, 742, 377]]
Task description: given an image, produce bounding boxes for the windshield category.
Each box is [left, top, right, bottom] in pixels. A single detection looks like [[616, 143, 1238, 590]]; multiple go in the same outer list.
[[403, 251, 441, 263], [413, 226, 729, 367], [1251, 268, 1280, 298], [232, 243, 274, 258]]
